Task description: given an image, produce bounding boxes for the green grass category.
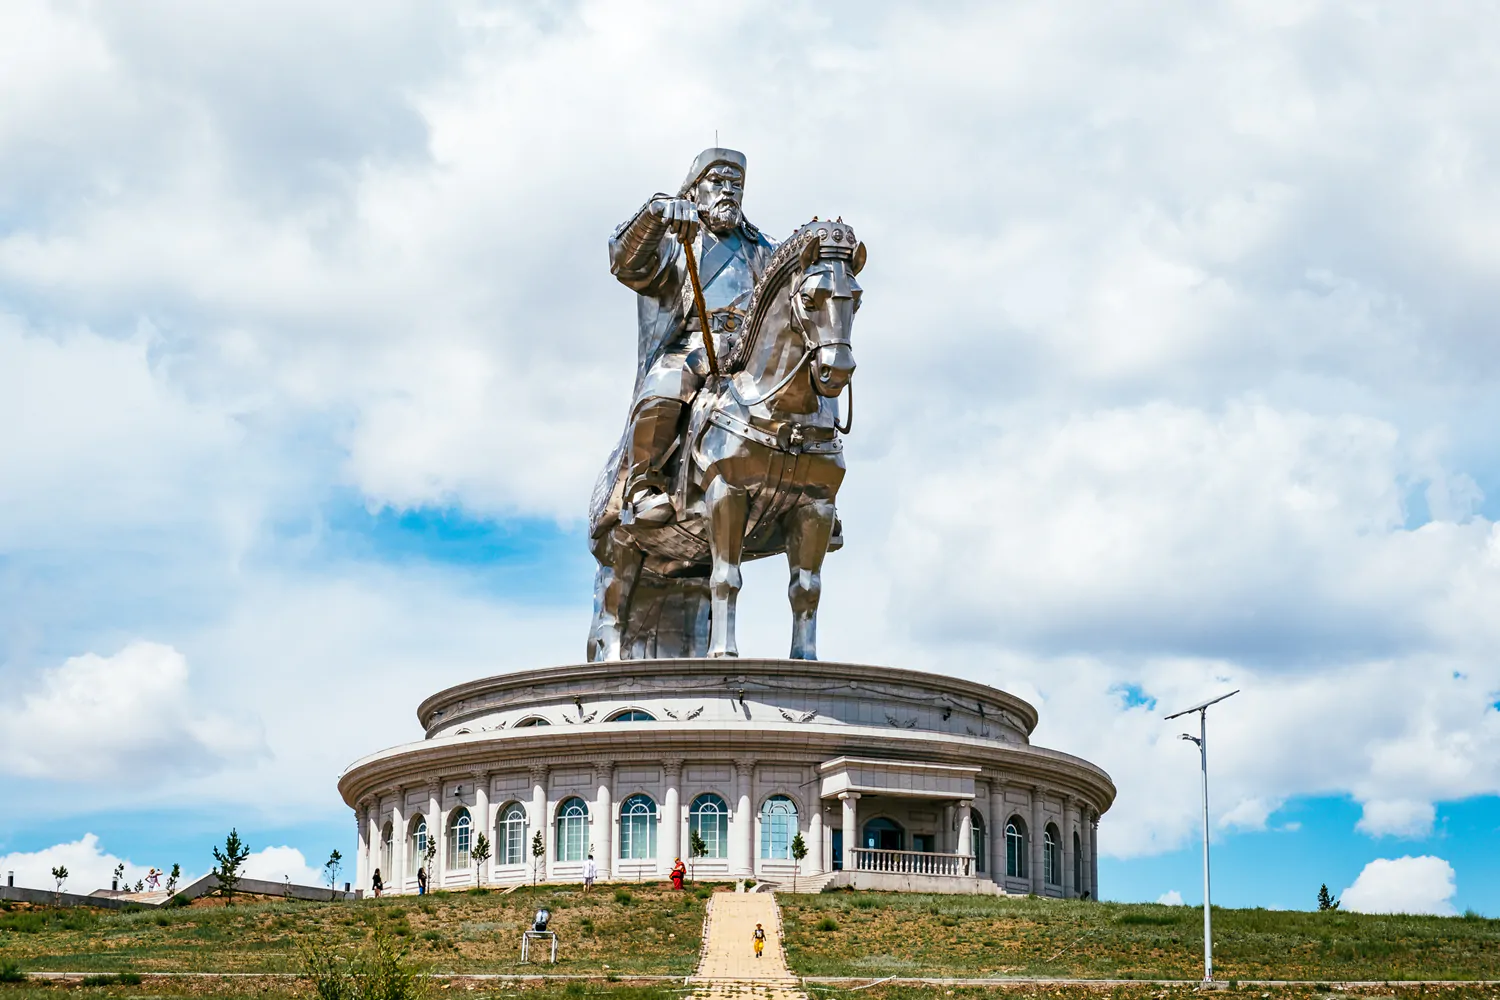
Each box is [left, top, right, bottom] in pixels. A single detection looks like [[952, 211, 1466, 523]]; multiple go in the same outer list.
[[0, 885, 707, 976], [779, 893, 1500, 981]]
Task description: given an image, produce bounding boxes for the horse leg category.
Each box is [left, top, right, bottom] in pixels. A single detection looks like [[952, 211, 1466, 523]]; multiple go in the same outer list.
[[704, 475, 748, 658], [783, 498, 836, 660], [591, 532, 643, 662]]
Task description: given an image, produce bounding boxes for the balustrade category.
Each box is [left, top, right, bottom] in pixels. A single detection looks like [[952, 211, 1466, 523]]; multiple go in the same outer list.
[[850, 848, 973, 877]]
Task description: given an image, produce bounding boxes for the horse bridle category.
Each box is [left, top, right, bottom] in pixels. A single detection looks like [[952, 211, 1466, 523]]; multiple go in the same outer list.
[[725, 276, 855, 433]]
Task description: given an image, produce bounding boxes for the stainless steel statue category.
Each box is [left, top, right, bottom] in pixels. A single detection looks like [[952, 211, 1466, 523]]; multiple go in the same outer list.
[[588, 148, 866, 661]]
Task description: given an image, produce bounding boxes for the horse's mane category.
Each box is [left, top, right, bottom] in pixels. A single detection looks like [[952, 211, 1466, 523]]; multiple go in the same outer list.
[[726, 225, 820, 373]]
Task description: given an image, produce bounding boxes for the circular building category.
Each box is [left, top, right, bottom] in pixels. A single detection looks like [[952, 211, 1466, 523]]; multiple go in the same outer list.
[[339, 658, 1114, 896]]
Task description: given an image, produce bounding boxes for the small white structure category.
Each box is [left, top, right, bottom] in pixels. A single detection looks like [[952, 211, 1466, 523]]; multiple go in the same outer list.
[[338, 658, 1114, 896]]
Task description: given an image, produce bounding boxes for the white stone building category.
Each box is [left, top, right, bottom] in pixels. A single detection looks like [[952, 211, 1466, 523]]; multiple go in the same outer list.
[[338, 658, 1114, 896]]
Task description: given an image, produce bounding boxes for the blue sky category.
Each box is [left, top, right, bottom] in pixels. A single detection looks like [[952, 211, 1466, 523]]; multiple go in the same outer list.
[[4, 0, 1500, 917]]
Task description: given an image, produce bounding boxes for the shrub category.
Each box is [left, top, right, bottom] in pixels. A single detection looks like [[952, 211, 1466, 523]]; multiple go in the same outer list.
[[614, 888, 634, 905], [0, 961, 26, 983], [816, 917, 839, 932], [300, 924, 428, 1000], [82, 974, 140, 987]]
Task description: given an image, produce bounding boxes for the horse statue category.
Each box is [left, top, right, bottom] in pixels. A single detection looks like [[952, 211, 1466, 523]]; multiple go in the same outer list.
[[588, 218, 865, 660]]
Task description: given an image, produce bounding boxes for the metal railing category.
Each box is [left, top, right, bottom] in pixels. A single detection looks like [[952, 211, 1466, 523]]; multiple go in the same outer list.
[[850, 848, 973, 877]]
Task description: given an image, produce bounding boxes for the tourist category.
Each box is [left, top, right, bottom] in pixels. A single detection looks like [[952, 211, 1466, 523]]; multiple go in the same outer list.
[[416, 866, 428, 895], [670, 857, 686, 890], [145, 868, 161, 890], [371, 868, 383, 897], [582, 854, 597, 892], [752, 923, 766, 959]]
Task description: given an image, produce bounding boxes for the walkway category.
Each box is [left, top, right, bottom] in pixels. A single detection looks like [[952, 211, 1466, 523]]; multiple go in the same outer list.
[[692, 891, 807, 1000]]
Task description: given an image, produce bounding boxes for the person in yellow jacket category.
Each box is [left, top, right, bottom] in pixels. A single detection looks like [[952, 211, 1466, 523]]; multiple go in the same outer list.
[[752, 923, 766, 958]]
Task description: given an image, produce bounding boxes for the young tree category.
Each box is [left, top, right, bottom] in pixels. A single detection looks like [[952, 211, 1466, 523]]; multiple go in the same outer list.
[[51, 865, 69, 903], [1317, 883, 1341, 911], [165, 863, 181, 895], [211, 828, 250, 905], [790, 833, 808, 893], [134, 880, 145, 893], [530, 830, 545, 885], [325, 850, 343, 899], [423, 838, 438, 889], [112, 863, 126, 892], [689, 829, 708, 884], [471, 834, 491, 887]]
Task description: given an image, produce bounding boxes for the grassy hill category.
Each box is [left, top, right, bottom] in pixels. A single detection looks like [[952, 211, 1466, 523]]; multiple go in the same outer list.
[[4, 885, 1500, 995], [779, 894, 1500, 981]]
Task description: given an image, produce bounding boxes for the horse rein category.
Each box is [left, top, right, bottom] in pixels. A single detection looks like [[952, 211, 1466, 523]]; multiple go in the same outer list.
[[724, 280, 854, 435]]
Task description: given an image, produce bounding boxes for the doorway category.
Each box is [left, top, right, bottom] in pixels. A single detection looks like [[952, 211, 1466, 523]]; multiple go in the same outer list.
[[862, 817, 905, 851]]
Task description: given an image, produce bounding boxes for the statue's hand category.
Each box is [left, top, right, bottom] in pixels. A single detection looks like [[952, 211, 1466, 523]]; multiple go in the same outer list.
[[651, 197, 701, 243]]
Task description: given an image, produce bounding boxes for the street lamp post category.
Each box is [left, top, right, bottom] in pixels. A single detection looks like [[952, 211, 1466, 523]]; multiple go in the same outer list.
[[1164, 689, 1239, 983]]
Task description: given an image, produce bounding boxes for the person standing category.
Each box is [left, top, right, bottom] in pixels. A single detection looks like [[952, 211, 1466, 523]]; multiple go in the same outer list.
[[582, 854, 598, 892], [752, 923, 766, 959], [371, 869, 383, 897], [416, 866, 428, 895], [670, 857, 686, 890]]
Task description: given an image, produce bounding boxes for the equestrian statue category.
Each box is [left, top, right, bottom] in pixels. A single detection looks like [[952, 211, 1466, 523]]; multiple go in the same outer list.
[[587, 147, 866, 661]]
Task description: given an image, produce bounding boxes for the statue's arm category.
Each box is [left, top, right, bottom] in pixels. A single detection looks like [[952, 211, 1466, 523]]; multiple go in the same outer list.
[[609, 195, 680, 293]]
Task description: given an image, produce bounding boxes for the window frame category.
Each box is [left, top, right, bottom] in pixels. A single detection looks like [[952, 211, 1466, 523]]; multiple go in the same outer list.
[[448, 807, 473, 870], [1005, 816, 1027, 878], [555, 797, 589, 862], [759, 795, 799, 860], [689, 793, 730, 859], [501, 803, 527, 866], [618, 793, 658, 860]]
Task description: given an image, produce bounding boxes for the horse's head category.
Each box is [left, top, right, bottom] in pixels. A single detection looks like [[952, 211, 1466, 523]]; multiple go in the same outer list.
[[788, 219, 865, 397]]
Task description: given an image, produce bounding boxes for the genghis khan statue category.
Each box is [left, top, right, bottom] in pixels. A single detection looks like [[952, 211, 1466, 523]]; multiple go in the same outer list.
[[608, 148, 777, 526]]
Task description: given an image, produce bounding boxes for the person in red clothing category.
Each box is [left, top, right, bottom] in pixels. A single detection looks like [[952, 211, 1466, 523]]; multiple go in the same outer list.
[[670, 857, 686, 890]]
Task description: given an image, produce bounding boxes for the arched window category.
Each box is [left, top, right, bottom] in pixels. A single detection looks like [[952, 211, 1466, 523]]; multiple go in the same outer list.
[[556, 797, 589, 862], [862, 817, 904, 851], [619, 794, 658, 859], [1073, 830, 1083, 894], [607, 709, 655, 722], [410, 816, 429, 877], [514, 717, 550, 727], [689, 793, 729, 859], [448, 808, 473, 869], [1044, 823, 1060, 886], [379, 821, 393, 878], [1005, 816, 1027, 878], [760, 795, 798, 859], [971, 811, 987, 874], [501, 803, 527, 866]]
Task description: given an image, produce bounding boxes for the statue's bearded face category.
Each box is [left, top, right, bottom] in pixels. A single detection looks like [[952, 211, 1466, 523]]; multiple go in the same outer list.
[[693, 164, 745, 235]]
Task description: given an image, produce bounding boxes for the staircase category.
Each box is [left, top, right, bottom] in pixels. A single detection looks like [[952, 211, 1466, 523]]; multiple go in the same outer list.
[[763, 870, 838, 894]]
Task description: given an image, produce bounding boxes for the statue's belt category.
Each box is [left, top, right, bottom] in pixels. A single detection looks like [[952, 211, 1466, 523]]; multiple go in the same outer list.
[[707, 408, 842, 455]]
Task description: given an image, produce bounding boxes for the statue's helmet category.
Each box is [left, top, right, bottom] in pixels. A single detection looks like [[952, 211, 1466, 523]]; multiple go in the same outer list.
[[679, 147, 747, 197]]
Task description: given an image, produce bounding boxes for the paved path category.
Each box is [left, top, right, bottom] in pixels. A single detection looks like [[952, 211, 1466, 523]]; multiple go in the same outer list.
[[692, 892, 807, 1000]]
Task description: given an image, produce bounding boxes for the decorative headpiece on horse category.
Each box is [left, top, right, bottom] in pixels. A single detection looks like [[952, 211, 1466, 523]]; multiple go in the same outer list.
[[790, 218, 867, 274]]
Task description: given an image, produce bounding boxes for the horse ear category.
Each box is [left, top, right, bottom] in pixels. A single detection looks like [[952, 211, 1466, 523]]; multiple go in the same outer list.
[[850, 241, 868, 276], [798, 237, 821, 269]]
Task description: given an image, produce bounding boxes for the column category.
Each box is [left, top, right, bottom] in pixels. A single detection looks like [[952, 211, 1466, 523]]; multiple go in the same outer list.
[[1061, 794, 1076, 899], [956, 799, 973, 874], [941, 803, 954, 853], [1090, 814, 1100, 900], [366, 804, 381, 891], [808, 802, 824, 873], [529, 765, 549, 884], [593, 760, 614, 879], [734, 758, 756, 877], [660, 758, 683, 869], [354, 804, 369, 893], [988, 780, 1005, 885], [471, 769, 490, 885], [1029, 786, 1044, 895], [839, 792, 859, 869], [1078, 806, 1092, 898], [427, 779, 442, 884], [390, 791, 406, 890]]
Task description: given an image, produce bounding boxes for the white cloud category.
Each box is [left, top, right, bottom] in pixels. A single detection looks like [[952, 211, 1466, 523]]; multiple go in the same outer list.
[[0, 834, 183, 895], [241, 846, 328, 889], [0, 642, 266, 782], [1357, 800, 1439, 839], [1341, 856, 1458, 915], [1157, 890, 1185, 906]]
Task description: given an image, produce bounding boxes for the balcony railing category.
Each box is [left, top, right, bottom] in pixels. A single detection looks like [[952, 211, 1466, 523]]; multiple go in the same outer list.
[[850, 848, 973, 877]]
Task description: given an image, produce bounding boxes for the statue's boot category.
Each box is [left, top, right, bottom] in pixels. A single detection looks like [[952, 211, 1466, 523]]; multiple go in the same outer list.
[[625, 398, 685, 527]]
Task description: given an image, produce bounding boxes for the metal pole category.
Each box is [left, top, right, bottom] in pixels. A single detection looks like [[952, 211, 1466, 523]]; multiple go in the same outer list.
[[1199, 708, 1212, 983]]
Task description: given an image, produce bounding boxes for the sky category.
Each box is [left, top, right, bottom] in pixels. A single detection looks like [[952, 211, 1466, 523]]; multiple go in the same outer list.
[[3, 0, 1500, 917]]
